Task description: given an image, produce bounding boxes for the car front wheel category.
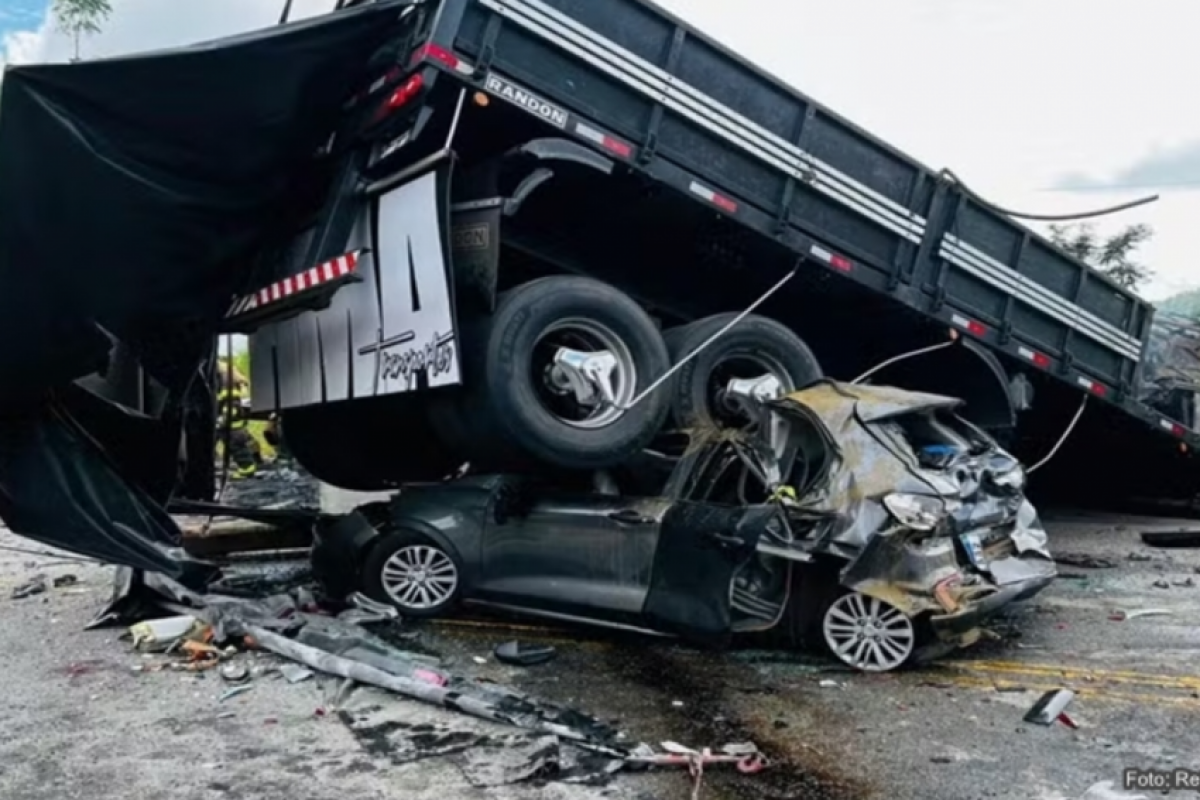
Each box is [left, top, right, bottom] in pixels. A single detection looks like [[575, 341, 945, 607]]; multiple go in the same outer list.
[[362, 530, 462, 618], [821, 590, 916, 672]]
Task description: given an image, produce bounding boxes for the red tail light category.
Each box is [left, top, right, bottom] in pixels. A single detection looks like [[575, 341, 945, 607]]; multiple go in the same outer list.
[[372, 73, 424, 123], [411, 43, 458, 70], [386, 73, 424, 110]]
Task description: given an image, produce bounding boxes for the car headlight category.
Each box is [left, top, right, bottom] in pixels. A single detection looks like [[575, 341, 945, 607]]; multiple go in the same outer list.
[[882, 493, 961, 531], [991, 465, 1026, 491]]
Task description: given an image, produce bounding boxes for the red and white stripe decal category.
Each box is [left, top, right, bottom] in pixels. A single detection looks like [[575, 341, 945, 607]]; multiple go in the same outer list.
[[688, 181, 737, 213], [574, 121, 632, 158], [1076, 375, 1107, 397], [809, 245, 852, 272], [1017, 346, 1050, 368], [951, 314, 987, 337], [227, 251, 360, 319], [1160, 418, 1186, 436]]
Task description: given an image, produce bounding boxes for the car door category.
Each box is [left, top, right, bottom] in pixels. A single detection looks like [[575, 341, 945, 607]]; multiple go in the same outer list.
[[476, 489, 672, 623]]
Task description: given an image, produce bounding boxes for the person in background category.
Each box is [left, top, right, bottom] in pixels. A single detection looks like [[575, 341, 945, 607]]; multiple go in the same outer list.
[[262, 413, 292, 465], [215, 359, 261, 479]]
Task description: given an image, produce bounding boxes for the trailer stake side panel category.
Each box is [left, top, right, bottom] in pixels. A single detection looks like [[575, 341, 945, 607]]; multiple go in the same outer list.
[[433, 0, 1169, 424]]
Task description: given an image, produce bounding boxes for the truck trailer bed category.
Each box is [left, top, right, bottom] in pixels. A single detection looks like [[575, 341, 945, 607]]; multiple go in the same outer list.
[[420, 0, 1190, 453]]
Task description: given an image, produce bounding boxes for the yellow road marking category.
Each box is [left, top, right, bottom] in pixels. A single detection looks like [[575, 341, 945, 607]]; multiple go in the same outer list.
[[941, 674, 1200, 710], [941, 660, 1200, 691]]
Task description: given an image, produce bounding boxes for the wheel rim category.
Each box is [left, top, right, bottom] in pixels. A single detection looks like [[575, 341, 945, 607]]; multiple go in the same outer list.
[[380, 544, 459, 610], [531, 317, 638, 429], [822, 591, 915, 672], [709, 351, 792, 425]]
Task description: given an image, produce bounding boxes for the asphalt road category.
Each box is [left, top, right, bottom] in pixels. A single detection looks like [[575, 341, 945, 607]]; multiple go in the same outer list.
[[2, 510, 1198, 800]]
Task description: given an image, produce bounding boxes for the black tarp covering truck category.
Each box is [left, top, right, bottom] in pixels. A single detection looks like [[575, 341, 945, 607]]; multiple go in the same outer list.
[[0, 0, 1196, 568]]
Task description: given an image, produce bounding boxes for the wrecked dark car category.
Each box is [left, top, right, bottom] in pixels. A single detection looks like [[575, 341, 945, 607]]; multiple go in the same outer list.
[[319, 380, 1056, 672]]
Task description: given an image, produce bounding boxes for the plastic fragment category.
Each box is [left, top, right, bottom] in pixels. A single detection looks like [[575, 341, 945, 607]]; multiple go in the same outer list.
[[1024, 689, 1075, 726], [219, 685, 254, 703], [494, 640, 557, 667], [1109, 608, 1172, 622]]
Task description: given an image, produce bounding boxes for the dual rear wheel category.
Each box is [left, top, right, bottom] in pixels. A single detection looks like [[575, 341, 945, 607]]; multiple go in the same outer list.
[[285, 275, 822, 481]]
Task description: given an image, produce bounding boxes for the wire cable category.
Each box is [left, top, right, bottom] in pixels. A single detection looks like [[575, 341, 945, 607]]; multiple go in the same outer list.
[[1026, 394, 1089, 474], [851, 339, 958, 385], [940, 168, 1158, 221]]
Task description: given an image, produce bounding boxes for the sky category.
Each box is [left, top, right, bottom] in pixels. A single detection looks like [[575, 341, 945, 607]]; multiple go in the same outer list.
[[1, 0, 1197, 301]]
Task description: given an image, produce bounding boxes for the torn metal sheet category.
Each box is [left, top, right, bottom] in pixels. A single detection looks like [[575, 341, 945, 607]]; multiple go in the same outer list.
[[764, 381, 1057, 642]]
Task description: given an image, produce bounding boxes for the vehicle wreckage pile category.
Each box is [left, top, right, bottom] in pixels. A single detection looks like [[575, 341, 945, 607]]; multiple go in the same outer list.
[[288, 379, 1057, 674]]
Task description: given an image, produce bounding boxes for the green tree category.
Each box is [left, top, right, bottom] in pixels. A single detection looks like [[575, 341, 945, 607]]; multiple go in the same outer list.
[[52, 0, 112, 62], [1048, 222, 1154, 292]]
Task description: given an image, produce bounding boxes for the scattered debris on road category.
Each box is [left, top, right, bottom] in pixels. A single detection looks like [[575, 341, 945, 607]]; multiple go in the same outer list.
[[625, 741, 767, 800], [1053, 553, 1118, 569], [494, 640, 558, 667], [10, 574, 46, 599], [1140, 530, 1200, 549], [1024, 689, 1076, 727], [1108, 608, 1173, 622], [90, 564, 769, 793]]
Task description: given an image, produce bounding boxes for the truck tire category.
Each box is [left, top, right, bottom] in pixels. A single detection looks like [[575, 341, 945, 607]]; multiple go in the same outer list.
[[663, 313, 821, 429], [431, 276, 671, 471]]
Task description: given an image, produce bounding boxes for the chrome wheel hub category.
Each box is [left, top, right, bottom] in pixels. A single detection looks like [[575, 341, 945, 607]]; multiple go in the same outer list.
[[822, 591, 915, 672], [381, 544, 459, 611]]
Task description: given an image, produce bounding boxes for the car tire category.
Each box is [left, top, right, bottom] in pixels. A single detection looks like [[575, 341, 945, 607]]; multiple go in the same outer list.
[[819, 589, 917, 672], [361, 529, 463, 618], [662, 313, 821, 429], [775, 559, 841, 652], [431, 276, 672, 471]]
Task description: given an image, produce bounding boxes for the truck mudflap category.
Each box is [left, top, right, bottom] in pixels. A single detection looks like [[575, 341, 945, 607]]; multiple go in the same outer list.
[[250, 154, 462, 413]]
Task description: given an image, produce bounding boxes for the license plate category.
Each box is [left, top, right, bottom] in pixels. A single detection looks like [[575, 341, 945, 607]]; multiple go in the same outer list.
[[961, 532, 985, 567]]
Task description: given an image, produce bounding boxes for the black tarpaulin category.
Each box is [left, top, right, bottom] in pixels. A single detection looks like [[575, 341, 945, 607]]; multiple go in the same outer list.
[[0, 389, 201, 579], [0, 1, 408, 398]]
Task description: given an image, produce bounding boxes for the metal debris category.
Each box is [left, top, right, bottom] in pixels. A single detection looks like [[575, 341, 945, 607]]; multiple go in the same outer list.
[[218, 685, 254, 703], [220, 663, 250, 683], [1023, 688, 1075, 726], [278, 664, 314, 683], [11, 574, 46, 599]]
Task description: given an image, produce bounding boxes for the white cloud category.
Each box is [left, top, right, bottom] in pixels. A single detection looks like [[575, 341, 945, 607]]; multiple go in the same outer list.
[[2, 0, 1198, 301]]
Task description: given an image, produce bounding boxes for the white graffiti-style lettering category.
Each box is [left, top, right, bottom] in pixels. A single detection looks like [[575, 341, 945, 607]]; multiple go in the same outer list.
[[380, 331, 456, 388]]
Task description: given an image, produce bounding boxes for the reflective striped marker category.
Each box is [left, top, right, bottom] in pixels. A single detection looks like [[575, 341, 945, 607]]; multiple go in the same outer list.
[[226, 250, 362, 320], [574, 121, 632, 158], [951, 314, 987, 337], [810, 245, 852, 272], [1076, 375, 1107, 397], [689, 181, 737, 213], [1017, 346, 1051, 368]]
